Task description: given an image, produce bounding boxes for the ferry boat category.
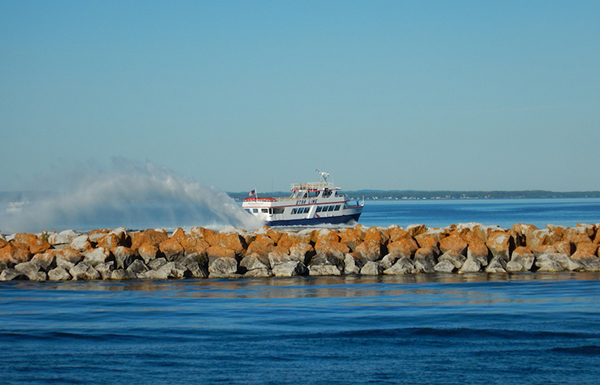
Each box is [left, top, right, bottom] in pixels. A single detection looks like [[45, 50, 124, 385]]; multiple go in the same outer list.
[[242, 171, 364, 226]]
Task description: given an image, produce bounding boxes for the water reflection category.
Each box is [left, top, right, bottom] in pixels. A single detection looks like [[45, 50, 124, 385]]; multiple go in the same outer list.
[[7, 271, 600, 301]]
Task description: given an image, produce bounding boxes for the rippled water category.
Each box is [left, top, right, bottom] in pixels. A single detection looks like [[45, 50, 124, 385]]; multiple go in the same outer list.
[[2, 273, 600, 384]]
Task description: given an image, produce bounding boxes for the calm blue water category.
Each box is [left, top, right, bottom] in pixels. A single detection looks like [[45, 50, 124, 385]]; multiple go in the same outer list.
[[360, 198, 600, 229], [2, 199, 600, 384]]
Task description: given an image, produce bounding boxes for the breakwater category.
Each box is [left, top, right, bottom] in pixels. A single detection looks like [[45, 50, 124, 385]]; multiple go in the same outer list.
[[1, 223, 600, 281]]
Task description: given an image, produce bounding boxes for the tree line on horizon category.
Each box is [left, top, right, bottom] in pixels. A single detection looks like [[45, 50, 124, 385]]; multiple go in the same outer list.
[[228, 190, 600, 200]]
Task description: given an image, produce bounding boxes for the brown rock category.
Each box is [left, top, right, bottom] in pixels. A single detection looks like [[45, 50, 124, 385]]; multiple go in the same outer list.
[[486, 232, 513, 261], [181, 235, 210, 256], [387, 237, 419, 258], [415, 233, 440, 254], [572, 242, 599, 260], [159, 238, 185, 260], [131, 229, 169, 250], [553, 240, 574, 256], [406, 224, 427, 238], [467, 240, 490, 266], [387, 226, 412, 243], [314, 229, 350, 259], [210, 232, 247, 256], [439, 235, 468, 256], [207, 245, 236, 259], [339, 227, 365, 251], [564, 227, 592, 245], [138, 243, 159, 263], [14, 233, 51, 255], [0, 243, 32, 265]]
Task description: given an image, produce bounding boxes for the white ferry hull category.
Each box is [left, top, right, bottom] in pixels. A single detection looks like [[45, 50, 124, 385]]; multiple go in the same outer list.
[[242, 172, 364, 227]]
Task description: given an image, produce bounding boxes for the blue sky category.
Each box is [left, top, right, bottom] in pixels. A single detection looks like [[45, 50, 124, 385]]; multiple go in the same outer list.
[[1, 1, 599, 193]]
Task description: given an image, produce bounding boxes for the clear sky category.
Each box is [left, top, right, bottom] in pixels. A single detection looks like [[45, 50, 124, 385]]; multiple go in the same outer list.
[[1, 0, 599, 193]]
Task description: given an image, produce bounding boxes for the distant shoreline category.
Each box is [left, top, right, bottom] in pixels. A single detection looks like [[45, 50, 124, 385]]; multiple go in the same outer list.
[[229, 190, 600, 201]]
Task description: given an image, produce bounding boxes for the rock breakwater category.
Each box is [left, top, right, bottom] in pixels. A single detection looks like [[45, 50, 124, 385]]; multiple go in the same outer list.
[[1, 223, 600, 281]]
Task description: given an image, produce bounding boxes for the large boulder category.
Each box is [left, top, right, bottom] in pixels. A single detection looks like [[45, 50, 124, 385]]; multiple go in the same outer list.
[[0, 242, 32, 265], [439, 235, 468, 256], [208, 254, 239, 277], [466, 240, 490, 266], [48, 267, 72, 281], [55, 248, 83, 270], [15, 261, 47, 281], [360, 261, 382, 275], [308, 253, 343, 276], [384, 257, 416, 275], [486, 232, 513, 261], [131, 229, 169, 249], [69, 262, 101, 280], [48, 230, 80, 247], [272, 261, 307, 277], [14, 233, 51, 255], [83, 247, 112, 267], [506, 246, 535, 272], [387, 237, 418, 258], [159, 238, 185, 261]]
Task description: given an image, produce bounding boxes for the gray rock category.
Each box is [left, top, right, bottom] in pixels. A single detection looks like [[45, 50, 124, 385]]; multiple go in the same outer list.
[[127, 259, 149, 276], [308, 254, 343, 276], [458, 257, 481, 274], [434, 259, 456, 273], [69, 262, 101, 280], [384, 257, 416, 275], [48, 267, 72, 281], [360, 261, 383, 275], [208, 256, 238, 276], [414, 258, 436, 274], [110, 269, 137, 280], [485, 256, 507, 273], [343, 254, 361, 275], [148, 257, 168, 270], [576, 257, 600, 272], [84, 247, 111, 267], [0, 268, 25, 281], [566, 258, 586, 272], [71, 235, 92, 252], [49, 230, 80, 247], [535, 253, 567, 272], [185, 261, 209, 278], [0, 260, 8, 272], [241, 254, 270, 272], [380, 254, 401, 270], [272, 261, 307, 277], [30, 253, 56, 272], [95, 261, 115, 279], [113, 246, 138, 269], [245, 268, 273, 277], [15, 261, 42, 277], [15, 262, 47, 281], [438, 252, 466, 269]]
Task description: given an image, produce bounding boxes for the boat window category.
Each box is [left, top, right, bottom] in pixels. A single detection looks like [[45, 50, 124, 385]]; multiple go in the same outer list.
[[316, 206, 322, 213], [273, 208, 284, 214], [292, 208, 297, 214], [308, 191, 318, 198], [335, 205, 341, 211], [245, 209, 252, 214], [261, 209, 268, 213], [328, 206, 335, 212], [253, 209, 258, 213], [304, 207, 310, 213]]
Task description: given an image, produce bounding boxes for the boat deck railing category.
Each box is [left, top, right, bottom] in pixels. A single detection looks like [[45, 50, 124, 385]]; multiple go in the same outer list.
[[291, 182, 336, 191]]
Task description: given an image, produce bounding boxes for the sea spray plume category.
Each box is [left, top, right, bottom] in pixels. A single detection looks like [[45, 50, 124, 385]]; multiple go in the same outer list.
[[1, 160, 263, 233]]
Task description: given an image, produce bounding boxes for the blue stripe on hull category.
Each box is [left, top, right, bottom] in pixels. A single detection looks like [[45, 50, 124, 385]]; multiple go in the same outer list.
[[266, 213, 361, 227]]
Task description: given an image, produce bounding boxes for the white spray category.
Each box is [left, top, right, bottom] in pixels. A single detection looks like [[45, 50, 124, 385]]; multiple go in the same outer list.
[[0, 159, 263, 234]]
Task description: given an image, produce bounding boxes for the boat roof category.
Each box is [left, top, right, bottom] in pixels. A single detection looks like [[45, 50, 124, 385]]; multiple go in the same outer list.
[[291, 182, 339, 191]]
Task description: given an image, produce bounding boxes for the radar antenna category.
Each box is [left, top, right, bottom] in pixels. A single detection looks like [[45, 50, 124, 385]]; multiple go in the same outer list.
[[315, 169, 330, 182]]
